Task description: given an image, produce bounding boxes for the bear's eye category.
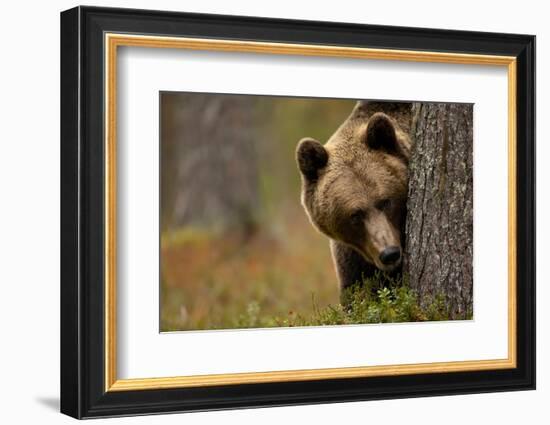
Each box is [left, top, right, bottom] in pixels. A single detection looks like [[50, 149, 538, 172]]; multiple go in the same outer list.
[[350, 210, 365, 225], [376, 199, 392, 211]]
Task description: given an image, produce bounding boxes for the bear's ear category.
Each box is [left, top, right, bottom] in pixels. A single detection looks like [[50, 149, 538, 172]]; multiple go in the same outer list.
[[296, 137, 328, 180], [365, 112, 398, 152]]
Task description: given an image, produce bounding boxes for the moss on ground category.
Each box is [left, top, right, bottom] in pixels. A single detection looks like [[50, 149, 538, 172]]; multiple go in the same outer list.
[[230, 272, 469, 330]]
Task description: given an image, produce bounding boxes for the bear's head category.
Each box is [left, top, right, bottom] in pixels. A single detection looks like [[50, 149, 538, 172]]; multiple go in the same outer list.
[[296, 101, 411, 272]]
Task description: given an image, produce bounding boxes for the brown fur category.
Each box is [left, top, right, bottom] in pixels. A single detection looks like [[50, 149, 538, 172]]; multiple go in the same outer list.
[[296, 101, 413, 298]]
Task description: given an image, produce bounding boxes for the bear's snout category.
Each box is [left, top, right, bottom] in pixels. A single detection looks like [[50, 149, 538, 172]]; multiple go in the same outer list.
[[379, 246, 401, 266]]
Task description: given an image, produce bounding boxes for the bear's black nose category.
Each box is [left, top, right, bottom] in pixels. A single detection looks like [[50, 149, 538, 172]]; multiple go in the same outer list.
[[379, 246, 401, 265]]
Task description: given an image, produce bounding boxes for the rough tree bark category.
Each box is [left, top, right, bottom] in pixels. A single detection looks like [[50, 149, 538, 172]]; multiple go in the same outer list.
[[404, 103, 474, 319]]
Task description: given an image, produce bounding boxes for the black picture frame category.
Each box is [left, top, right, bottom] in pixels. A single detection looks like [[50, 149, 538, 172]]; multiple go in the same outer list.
[[60, 5, 535, 419]]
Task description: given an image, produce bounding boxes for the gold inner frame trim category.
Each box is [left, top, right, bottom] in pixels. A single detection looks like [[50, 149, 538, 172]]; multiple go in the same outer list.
[[104, 33, 518, 392]]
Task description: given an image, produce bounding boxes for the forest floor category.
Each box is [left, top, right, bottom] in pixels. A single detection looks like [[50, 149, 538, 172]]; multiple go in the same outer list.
[[160, 208, 339, 331], [160, 207, 457, 332]]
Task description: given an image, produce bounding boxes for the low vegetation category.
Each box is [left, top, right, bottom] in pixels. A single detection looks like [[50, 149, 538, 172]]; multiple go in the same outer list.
[[232, 272, 460, 329], [161, 229, 464, 332], [160, 214, 339, 332]]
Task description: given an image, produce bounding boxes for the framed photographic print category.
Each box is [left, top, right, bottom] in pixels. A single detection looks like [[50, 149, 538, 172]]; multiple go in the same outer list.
[[60, 6, 536, 419]]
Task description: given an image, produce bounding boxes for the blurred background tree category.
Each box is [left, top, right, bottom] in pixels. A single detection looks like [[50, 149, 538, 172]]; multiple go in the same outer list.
[[161, 93, 259, 237]]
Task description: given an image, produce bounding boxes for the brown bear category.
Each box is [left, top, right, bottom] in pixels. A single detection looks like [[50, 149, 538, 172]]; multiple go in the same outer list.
[[296, 101, 414, 303]]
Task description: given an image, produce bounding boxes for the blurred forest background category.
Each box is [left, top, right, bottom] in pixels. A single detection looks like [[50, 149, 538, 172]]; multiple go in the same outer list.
[[160, 92, 356, 331]]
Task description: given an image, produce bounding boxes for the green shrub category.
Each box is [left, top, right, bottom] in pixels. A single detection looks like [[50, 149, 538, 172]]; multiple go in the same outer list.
[[232, 272, 464, 329]]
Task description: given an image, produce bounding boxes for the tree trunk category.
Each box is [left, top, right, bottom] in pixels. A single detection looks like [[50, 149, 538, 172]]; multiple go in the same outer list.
[[404, 103, 474, 319]]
